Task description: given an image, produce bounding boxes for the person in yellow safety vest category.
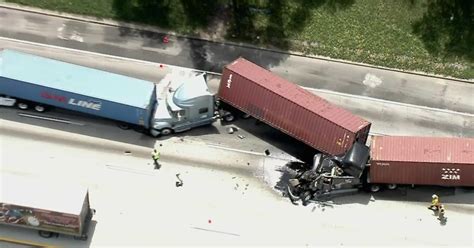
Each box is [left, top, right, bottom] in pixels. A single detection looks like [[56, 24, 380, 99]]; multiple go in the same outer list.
[[428, 194, 441, 211], [152, 149, 161, 170]]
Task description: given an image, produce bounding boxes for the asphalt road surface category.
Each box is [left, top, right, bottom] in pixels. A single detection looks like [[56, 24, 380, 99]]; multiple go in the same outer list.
[[0, 6, 473, 114], [1, 38, 472, 144]]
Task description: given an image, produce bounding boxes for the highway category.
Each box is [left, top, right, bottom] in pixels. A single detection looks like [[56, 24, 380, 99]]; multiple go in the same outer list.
[[0, 37, 473, 247], [0, 6, 473, 114], [0, 5, 473, 247]]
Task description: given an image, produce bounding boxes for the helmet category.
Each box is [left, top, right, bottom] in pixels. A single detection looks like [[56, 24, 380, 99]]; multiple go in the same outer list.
[[432, 194, 438, 199]]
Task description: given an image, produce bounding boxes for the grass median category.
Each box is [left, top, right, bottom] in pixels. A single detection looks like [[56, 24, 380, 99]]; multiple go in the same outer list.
[[5, 0, 473, 79]]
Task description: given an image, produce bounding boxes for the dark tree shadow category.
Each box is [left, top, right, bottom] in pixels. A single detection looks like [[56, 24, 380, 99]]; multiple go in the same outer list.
[[227, 0, 355, 49], [413, 0, 473, 61], [112, 0, 220, 30]]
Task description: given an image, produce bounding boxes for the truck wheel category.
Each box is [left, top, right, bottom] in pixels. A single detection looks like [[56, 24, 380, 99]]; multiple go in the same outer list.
[[34, 105, 46, 112], [160, 128, 173, 136], [370, 184, 381, 193], [38, 230, 54, 238], [223, 114, 235, 122], [117, 123, 130, 130], [17, 102, 29, 110], [387, 184, 397, 190]]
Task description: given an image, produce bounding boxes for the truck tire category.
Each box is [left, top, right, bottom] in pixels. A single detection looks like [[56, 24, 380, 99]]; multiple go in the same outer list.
[[117, 123, 130, 130], [223, 114, 235, 122], [387, 184, 397, 190], [370, 184, 381, 193], [17, 102, 29, 110], [38, 230, 55, 238], [34, 105, 46, 112], [160, 128, 173, 136]]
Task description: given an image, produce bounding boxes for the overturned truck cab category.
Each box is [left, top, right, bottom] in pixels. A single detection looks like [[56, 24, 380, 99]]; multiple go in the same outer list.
[[287, 142, 370, 205]]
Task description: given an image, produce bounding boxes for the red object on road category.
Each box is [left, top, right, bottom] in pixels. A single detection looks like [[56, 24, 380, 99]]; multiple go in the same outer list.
[[163, 36, 169, 43], [218, 58, 371, 156], [370, 136, 474, 186]]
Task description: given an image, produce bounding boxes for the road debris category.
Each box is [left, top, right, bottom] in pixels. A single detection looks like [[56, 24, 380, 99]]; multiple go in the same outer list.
[[264, 149, 271, 156], [175, 174, 184, 187], [227, 127, 235, 134], [237, 135, 245, 139]]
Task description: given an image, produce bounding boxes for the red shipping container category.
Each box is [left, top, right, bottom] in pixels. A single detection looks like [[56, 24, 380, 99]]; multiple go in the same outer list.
[[218, 58, 371, 156], [370, 136, 474, 186]]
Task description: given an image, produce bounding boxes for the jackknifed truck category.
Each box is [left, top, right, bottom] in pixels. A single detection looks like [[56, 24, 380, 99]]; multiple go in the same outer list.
[[0, 174, 95, 240]]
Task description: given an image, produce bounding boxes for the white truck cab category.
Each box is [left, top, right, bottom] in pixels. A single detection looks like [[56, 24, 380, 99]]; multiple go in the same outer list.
[[149, 70, 215, 137]]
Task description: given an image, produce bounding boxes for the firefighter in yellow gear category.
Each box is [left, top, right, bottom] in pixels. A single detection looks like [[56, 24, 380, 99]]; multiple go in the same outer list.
[[428, 194, 440, 210], [152, 149, 161, 170]]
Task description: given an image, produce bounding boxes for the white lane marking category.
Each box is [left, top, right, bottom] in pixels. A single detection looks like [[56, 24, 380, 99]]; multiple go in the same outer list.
[[18, 113, 85, 125], [1, 37, 471, 117], [56, 24, 83, 42], [70, 31, 84, 42], [363, 73, 383, 88], [302, 87, 474, 117]]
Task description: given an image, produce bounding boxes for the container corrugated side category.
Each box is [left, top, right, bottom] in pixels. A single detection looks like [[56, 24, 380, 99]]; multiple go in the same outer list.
[[0, 76, 154, 127], [370, 136, 474, 186], [218, 58, 371, 156], [0, 49, 155, 109]]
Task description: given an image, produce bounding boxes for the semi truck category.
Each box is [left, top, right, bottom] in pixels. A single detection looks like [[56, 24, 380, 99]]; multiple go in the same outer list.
[[287, 136, 474, 205], [0, 49, 217, 137], [0, 174, 95, 240]]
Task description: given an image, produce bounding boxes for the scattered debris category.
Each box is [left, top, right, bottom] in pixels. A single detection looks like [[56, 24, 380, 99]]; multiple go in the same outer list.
[[124, 151, 131, 155], [175, 174, 184, 187], [232, 176, 236, 179], [238, 135, 245, 139], [264, 149, 271, 156], [227, 127, 235, 134], [159, 144, 163, 147], [247, 162, 250, 166], [191, 226, 240, 237], [180, 138, 184, 142]]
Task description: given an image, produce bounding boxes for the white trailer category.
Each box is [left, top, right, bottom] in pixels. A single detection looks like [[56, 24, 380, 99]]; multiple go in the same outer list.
[[0, 174, 95, 240]]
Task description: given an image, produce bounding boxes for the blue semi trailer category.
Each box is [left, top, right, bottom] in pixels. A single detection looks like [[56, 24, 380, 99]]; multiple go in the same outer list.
[[0, 49, 217, 136]]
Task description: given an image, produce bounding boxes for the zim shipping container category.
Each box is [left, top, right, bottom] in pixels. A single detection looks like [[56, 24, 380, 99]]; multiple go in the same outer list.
[[0, 174, 94, 240], [0, 49, 156, 128], [370, 136, 474, 186], [218, 58, 371, 156]]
